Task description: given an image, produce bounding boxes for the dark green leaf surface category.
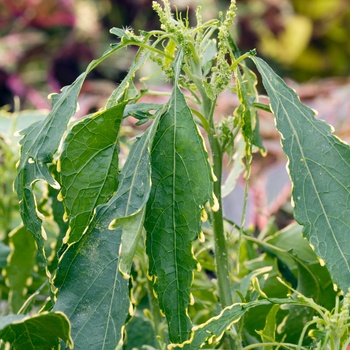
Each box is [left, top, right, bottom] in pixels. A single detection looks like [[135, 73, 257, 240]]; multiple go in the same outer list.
[[145, 84, 213, 343], [14, 44, 124, 262], [252, 56, 350, 292], [54, 117, 160, 350], [0, 312, 72, 350], [171, 298, 300, 349], [59, 104, 124, 243], [5, 225, 37, 313]]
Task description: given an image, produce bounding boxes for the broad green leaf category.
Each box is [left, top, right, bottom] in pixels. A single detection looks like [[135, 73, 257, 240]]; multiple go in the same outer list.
[[145, 63, 213, 342], [0, 312, 72, 350], [59, 104, 124, 243], [251, 56, 350, 292], [14, 43, 125, 263], [54, 116, 160, 350], [5, 225, 37, 313], [170, 298, 301, 349]]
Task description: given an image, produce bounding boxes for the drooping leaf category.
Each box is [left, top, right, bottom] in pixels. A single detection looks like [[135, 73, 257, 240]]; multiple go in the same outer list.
[[222, 133, 246, 198], [14, 43, 125, 263], [5, 225, 37, 313], [145, 52, 213, 343], [106, 48, 151, 108], [53, 116, 160, 350], [118, 207, 146, 278], [170, 298, 301, 349], [0, 312, 72, 350], [236, 64, 265, 153], [124, 103, 163, 125], [251, 56, 350, 292], [59, 104, 125, 243]]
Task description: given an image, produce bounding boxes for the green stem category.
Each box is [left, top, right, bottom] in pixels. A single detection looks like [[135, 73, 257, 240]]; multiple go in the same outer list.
[[208, 134, 232, 309], [207, 118, 240, 349], [189, 61, 239, 347]]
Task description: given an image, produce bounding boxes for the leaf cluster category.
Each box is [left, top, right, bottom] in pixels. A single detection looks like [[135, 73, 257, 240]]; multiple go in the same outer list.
[[0, 1, 350, 349]]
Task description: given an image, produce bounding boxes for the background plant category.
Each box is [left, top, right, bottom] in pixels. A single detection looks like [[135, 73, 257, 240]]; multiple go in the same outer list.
[[0, 0, 350, 349]]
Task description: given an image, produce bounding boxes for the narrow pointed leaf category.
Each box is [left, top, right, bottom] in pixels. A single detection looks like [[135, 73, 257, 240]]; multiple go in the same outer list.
[[222, 134, 246, 198], [14, 43, 124, 262], [54, 117, 160, 350], [0, 312, 72, 350], [145, 84, 213, 342], [59, 104, 124, 243], [5, 225, 37, 313], [252, 56, 350, 292], [170, 298, 301, 349], [106, 48, 150, 108], [236, 65, 265, 152], [118, 207, 146, 277], [258, 304, 280, 349]]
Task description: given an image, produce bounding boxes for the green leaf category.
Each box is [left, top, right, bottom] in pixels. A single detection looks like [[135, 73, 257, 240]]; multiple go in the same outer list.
[[221, 133, 246, 198], [59, 104, 125, 243], [110, 27, 130, 39], [124, 103, 163, 125], [14, 43, 125, 263], [0, 312, 72, 350], [258, 304, 280, 350], [5, 225, 37, 313], [106, 48, 150, 108], [170, 298, 301, 349], [54, 116, 160, 350], [118, 207, 146, 278], [266, 224, 336, 344], [145, 66, 213, 342], [236, 64, 265, 153], [251, 56, 350, 292]]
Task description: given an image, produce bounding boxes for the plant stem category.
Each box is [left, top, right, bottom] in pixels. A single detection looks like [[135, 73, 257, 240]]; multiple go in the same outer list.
[[208, 134, 232, 308], [208, 128, 240, 349], [192, 64, 239, 347]]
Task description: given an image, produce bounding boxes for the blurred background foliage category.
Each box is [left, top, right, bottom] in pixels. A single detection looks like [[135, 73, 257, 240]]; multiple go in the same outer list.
[[0, 0, 349, 112]]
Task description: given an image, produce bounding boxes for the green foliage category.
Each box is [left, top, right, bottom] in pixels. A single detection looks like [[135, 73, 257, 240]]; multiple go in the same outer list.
[[145, 53, 213, 343], [0, 312, 72, 349], [1, 0, 349, 349], [252, 56, 350, 292]]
